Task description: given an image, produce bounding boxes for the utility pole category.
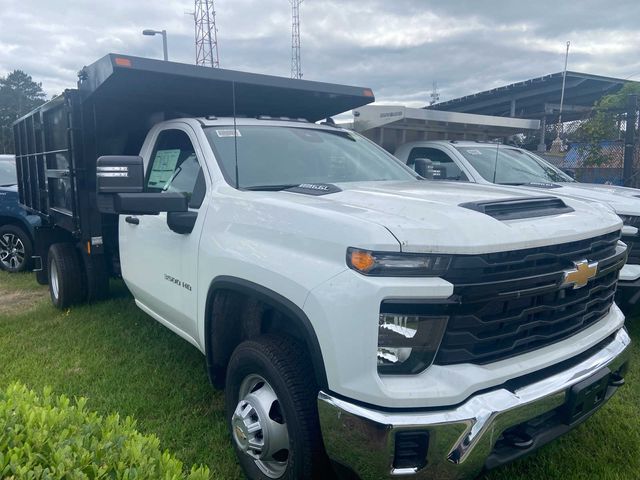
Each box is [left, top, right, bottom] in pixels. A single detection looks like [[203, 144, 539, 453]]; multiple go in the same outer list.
[[551, 41, 570, 153], [194, 0, 220, 68], [557, 41, 570, 130], [142, 29, 168, 61], [290, 0, 303, 79]]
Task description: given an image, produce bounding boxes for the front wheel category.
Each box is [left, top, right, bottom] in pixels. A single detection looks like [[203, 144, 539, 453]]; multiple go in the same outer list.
[[0, 225, 32, 273], [225, 335, 327, 480]]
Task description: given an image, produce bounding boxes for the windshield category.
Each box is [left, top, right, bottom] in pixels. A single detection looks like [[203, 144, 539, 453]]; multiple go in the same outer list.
[[0, 160, 17, 186], [454, 146, 574, 185], [205, 126, 416, 189]]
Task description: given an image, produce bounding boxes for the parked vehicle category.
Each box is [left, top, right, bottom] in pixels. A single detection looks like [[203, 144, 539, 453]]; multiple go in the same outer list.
[[13, 55, 631, 480], [394, 140, 640, 304], [0, 155, 39, 272]]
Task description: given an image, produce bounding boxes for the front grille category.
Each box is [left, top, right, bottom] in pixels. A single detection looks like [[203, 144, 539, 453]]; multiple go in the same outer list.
[[623, 235, 640, 264], [620, 216, 640, 264], [384, 231, 626, 366]]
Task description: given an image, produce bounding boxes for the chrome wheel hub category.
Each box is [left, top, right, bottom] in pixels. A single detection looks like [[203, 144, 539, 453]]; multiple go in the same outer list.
[[232, 374, 289, 478], [50, 259, 60, 300], [0, 233, 25, 270]]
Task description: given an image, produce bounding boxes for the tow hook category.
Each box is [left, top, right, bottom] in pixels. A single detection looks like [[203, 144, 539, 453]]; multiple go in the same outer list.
[[502, 429, 534, 450], [609, 372, 625, 387]]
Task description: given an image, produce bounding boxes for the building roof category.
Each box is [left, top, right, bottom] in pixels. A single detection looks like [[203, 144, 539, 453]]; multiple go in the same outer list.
[[351, 105, 539, 152], [427, 72, 635, 121], [353, 105, 539, 132]]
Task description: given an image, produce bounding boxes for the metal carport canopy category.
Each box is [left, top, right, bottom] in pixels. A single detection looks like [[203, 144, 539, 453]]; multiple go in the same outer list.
[[351, 105, 539, 151], [77, 53, 376, 122], [427, 71, 634, 122]]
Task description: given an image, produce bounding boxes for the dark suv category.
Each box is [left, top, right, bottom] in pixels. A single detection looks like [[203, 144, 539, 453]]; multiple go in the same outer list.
[[0, 155, 39, 272]]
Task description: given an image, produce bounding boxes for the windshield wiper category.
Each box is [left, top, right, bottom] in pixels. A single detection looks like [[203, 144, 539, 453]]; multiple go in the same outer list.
[[243, 184, 301, 191], [0, 183, 16, 187]]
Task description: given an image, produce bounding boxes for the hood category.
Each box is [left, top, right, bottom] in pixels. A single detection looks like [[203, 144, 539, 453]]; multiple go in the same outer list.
[[518, 182, 640, 216], [0, 184, 18, 198], [273, 180, 622, 254]]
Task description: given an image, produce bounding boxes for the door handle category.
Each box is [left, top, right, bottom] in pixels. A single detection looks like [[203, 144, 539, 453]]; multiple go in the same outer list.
[[125, 216, 139, 225]]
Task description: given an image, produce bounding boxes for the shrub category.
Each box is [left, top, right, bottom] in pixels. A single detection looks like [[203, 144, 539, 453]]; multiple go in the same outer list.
[[0, 383, 210, 479]]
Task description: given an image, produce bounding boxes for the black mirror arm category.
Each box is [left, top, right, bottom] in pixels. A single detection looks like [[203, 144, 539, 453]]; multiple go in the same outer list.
[[167, 211, 198, 234], [413, 158, 433, 179]]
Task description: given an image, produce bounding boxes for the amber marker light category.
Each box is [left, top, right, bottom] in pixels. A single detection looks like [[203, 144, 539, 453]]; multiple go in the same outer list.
[[114, 57, 132, 67], [349, 249, 376, 273]]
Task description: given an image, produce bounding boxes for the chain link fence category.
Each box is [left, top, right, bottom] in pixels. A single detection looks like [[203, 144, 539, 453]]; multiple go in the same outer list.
[[536, 103, 640, 186]]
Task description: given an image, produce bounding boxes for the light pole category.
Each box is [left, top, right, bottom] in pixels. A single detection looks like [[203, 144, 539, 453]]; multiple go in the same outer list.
[[142, 29, 168, 61]]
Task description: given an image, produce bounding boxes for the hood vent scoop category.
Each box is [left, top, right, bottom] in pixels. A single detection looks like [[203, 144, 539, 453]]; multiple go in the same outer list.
[[459, 196, 574, 221]]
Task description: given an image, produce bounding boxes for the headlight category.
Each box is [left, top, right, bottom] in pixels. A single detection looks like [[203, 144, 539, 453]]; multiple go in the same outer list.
[[347, 247, 452, 277], [378, 311, 448, 374]]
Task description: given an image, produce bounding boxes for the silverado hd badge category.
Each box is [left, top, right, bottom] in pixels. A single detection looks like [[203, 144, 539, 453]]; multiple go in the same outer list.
[[562, 260, 598, 289]]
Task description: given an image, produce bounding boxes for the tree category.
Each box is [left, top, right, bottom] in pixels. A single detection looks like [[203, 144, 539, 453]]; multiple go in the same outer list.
[[574, 82, 640, 166], [0, 70, 47, 154]]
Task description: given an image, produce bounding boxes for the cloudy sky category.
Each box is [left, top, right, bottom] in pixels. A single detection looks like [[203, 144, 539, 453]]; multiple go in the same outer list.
[[1, 0, 639, 108]]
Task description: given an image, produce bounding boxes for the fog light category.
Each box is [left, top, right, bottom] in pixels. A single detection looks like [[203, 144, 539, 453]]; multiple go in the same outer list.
[[378, 313, 448, 375]]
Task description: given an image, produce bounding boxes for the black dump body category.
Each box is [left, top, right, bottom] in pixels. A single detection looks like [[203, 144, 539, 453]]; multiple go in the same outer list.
[[12, 53, 374, 263]]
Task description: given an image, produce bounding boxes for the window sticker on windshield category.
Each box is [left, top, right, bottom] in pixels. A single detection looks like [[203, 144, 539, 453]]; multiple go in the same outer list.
[[465, 149, 482, 155], [216, 129, 241, 138], [148, 149, 180, 188]]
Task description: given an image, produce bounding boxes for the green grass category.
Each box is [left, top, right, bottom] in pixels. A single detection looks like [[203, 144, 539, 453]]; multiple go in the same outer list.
[[0, 271, 241, 479], [0, 270, 638, 479]]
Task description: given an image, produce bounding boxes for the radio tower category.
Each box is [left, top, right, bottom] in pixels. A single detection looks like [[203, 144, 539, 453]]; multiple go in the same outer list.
[[429, 81, 440, 106], [290, 0, 303, 79], [194, 0, 220, 67]]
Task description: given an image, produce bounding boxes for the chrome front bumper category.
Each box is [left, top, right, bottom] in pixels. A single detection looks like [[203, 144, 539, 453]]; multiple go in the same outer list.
[[318, 328, 631, 480]]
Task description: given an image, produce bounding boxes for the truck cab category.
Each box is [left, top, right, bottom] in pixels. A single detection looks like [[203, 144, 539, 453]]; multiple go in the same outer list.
[[394, 140, 640, 302], [13, 55, 632, 480]]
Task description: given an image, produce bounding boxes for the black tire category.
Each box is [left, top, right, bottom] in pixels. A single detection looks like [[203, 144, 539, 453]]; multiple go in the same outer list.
[[48, 243, 85, 309], [0, 224, 33, 273], [82, 253, 110, 303], [225, 335, 328, 480]]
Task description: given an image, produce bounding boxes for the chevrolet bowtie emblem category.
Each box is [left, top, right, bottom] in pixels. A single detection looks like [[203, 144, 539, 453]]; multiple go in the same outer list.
[[562, 260, 598, 289]]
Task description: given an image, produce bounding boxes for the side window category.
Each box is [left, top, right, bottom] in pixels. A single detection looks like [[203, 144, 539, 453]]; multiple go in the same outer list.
[[408, 147, 468, 181], [146, 129, 205, 207]]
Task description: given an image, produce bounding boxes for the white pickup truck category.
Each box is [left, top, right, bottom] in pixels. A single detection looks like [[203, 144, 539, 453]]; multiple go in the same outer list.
[[394, 140, 640, 305], [14, 55, 631, 480]]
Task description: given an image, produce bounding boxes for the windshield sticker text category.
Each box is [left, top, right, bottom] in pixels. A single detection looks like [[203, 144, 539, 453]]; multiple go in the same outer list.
[[216, 129, 242, 138]]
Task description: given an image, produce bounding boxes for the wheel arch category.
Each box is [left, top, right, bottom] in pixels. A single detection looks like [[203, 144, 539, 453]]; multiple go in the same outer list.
[[205, 276, 328, 390], [0, 216, 33, 240]]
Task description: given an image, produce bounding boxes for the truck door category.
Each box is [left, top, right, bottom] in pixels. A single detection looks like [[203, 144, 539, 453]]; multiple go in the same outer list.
[[120, 126, 208, 343]]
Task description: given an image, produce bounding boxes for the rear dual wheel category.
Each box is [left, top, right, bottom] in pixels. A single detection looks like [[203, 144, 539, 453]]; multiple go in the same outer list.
[[47, 243, 111, 309], [48, 243, 85, 309]]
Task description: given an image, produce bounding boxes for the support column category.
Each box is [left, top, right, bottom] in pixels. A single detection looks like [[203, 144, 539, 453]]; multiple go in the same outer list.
[[623, 94, 638, 186], [537, 116, 547, 152]]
